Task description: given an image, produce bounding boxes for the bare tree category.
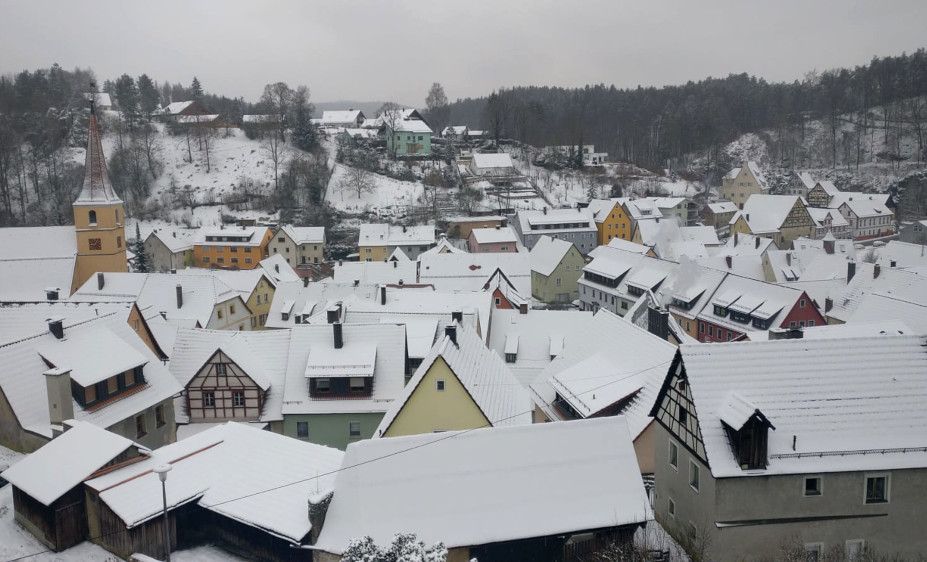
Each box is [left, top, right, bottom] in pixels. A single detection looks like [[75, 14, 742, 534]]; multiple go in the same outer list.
[[263, 130, 286, 194], [378, 102, 403, 159], [338, 165, 375, 199], [425, 82, 449, 133]]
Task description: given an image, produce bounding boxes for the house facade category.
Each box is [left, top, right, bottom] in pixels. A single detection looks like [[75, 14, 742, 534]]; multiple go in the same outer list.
[[385, 119, 432, 157], [729, 195, 815, 249], [358, 223, 436, 261], [143, 230, 194, 272], [193, 226, 273, 270], [512, 208, 597, 254], [586, 198, 632, 245], [267, 225, 326, 266], [720, 161, 769, 209], [649, 336, 927, 561], [530, 236, 584, 304], [838, 196, 896, 240], [467, 226, 518, 253]]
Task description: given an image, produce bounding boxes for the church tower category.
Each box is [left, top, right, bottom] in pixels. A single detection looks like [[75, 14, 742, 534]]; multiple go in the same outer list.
[[70, 92, 128, 294]]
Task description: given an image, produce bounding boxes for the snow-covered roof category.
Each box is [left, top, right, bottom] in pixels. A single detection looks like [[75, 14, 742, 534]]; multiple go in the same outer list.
[[873, 241, 927, 270], [279, 225, 325, 245], [332, 260, 417, 285], [75, 110, 122, 206], [315, 417, 650, 554], [146, 227, 197, 254], [442, 125, 468, 135], [795, 171, 816, 190], [162, 101, 194, 115], [259, 254, 300, 285], [0, 256, 76, 301], [175, 114, 220, 124], [605, 238, 652, 255], [520, 208, 595, 232], [281, 323, 407, 416], [584, 198, 625, 223], [740, 195, 804, 234], [806, 207, 849, 228], [530, 235, 574, 277], [85, 422, 344, 542], [676, 334, 927, 477], [1, 421, 134, 505], [418, 251, 531, 295], [93, 92, 113, 107], [241, 114, 280, 124], [417, 237, 466, 258], [393, 119, 433, 133], [0, 305, 181, 438], [698, 273, 812, 333], [265, 281, 380, 329], [839, 194, 893, 219], [169, 328, 291, 419], [72, 272, 242, 328], [320, 110, 364, 125], [196, 226, 270, 247], [707, 201, 738, 214], [470, 226, 518, 245], [724, 161, 768, 188], [813, 180, 841, 197], [38, 326, 148, 387], [375, 326, 532, 435], [532, 310, 675, 431], [717, 391, 764, 431], [471, 152, 515, 169], [358, 223, 435, 247]]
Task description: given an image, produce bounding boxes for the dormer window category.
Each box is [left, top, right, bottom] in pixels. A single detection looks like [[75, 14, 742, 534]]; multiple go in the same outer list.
[[718, 391, 775, 470], [713, 304, 728, 317]]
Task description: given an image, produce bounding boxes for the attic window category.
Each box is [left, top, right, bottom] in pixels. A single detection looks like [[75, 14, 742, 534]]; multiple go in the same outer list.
[[713, 305, 728, 317]]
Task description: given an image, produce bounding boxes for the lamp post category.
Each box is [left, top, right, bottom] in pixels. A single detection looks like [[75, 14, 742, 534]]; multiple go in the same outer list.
[[153, 464, 172, 562]]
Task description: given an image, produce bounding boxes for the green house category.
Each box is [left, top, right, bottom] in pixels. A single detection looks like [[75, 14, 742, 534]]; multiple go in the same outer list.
[[385, 119, 433, 157], [530, 235, 585, 304]]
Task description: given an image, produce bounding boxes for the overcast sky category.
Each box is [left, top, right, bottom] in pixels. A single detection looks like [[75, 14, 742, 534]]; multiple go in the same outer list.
[[1, 0, 925, 106]]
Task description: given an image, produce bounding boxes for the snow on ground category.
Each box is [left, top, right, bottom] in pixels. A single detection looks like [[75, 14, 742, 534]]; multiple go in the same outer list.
[[171, 545, 251, 561], [634, 519, 691, 561], [326, 163, 424, 213]]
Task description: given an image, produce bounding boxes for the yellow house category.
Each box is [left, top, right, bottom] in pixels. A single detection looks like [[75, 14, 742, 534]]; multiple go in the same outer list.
[[720, 161, 770, 209], [71, 100, 128, 294], [585, 198, 631, 245], [375, 325, 532, 438]]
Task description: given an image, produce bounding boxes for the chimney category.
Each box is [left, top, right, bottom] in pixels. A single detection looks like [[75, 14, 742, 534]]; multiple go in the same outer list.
[[451, 310, 463, 323], [768, 328, 804, 340], [326, 305, 340, 324], [176, 284, 183, 309], [873, 263, 881, 279], [402, 225, 407, 233], [543, 207, 548, 215], [338, 259, 343, 267], [444, 325, 457, 345], [333, 322, 343, 349], [890, 260, 897, 268], [786, 252, 792, 266], [47, 317, 65, 339], [170, 268, 177, 275], [734, 231, 739, 246], [725, 255, 733, 269], [380, 286, 387, 305], [755, 237, 760, 249], [824, 297, 833, 313], [823, 238, 835, 255], [302, 276, 310, 287], [519, 302, 528, 315], [97, 272, 105, 290], [847, 261, 856, 283], [44, 367, 74, 429], [45, 287, 60, 301], [647, 306, 670, 340], [275, 264, 280, 273]]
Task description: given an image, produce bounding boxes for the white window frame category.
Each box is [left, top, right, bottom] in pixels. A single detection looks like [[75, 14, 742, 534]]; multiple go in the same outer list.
[[689, 460, 700, 493], [863, 473, 890, 504], [668, 497, 676, 518], [803, 475, 822, 497]]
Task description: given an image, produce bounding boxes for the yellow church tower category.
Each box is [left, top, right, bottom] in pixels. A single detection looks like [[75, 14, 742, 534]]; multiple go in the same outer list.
[[70, 93, 128, 294]]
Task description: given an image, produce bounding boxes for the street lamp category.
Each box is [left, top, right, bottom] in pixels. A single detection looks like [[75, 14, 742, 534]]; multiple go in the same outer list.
[[153, 464, 172, 562]]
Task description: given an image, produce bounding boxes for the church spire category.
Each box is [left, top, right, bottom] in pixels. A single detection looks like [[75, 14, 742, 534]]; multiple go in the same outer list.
[[75, 83, 121, 206]]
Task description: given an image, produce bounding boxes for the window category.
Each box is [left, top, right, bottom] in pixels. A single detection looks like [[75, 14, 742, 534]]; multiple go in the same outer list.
[[698, 322, 705, 334], [155, 404, 166, 428], [107, 376, 119, 395], [216, 363, 227, 375], [296, 421, 309, 438], [203, 257, 210, 263], [804, 477, 822, 496], [203, 391, 215, 407], [316, 378, 331, 392], [505, 352, 517, 363], [230, 304, 236, 315], [349, 421, 361, 437], [278, 237, 285, 242], [669, 441, 678, 469], [677, 406, 688, 426], [349, 377, 365, 391], [865, 474, 889, 504], [668, 498, 676, 518], [116, 236, 122, 248], [88, 210, 97, 224], [799, 298, 806, 308], [494, 297, 501, 306], [232, 390, 245, 407], [89, 238, 102, 250], [805, 543, 823, 562], [217, 309, 224, 319], [689, 460, 700, 492], [124, 368, 135, 386], [845, 539, 865, 561], [135, 414, 147, 438], [435, 379, 446, 391]]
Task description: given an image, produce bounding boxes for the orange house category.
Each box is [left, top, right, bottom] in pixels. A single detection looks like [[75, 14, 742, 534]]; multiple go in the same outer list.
[[193, 226, 273, 270]]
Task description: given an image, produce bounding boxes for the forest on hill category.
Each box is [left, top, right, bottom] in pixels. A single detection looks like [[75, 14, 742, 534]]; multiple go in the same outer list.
[[440, 49, 927, 173]]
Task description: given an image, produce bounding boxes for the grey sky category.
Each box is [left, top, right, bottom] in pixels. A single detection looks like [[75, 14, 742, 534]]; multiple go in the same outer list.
[[1, 0, 924, 106]]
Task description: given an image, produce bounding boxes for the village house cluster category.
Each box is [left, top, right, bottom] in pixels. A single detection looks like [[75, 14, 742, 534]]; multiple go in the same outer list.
[[0, 98, 925, 562]]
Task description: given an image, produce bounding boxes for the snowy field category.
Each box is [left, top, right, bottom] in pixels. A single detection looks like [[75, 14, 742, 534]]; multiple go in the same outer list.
[[325, 163, 424, 214]]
